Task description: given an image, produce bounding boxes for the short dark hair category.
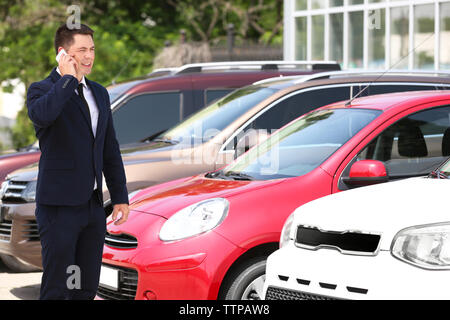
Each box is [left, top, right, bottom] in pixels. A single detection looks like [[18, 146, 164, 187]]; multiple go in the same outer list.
[[54, 23, 94, 54]]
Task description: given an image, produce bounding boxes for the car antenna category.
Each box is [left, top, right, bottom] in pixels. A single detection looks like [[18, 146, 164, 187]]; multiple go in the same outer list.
[[345, 31, 436, 107]]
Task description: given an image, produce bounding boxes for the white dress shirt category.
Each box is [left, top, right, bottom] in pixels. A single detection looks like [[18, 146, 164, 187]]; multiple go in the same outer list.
[[57, 68, 99, 190]]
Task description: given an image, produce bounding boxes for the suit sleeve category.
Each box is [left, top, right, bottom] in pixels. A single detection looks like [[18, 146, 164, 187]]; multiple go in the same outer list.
[[26, 75, 79, 128], [102, 90, 129, 205]]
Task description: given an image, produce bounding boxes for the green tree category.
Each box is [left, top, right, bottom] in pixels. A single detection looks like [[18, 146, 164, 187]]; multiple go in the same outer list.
[[0, 0, 179, 149]]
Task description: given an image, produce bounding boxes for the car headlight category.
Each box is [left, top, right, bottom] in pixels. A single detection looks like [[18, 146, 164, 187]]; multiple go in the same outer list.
[[0, 181, 8, 199], [159, 198, 229, 241], [391, 222, 450, 270], [280, 212, 295, 248], [22, 181, 37, 202]]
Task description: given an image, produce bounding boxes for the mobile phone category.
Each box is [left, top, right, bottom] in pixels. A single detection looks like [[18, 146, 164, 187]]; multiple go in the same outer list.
[[56, 49, 67, 63]]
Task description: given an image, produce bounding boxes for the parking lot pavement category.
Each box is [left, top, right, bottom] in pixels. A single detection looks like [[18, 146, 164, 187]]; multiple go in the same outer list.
[[0, 259, 41, 300]]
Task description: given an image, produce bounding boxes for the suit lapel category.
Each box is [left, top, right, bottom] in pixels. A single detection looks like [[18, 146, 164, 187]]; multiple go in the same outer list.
[[50, 68, 95, 138]]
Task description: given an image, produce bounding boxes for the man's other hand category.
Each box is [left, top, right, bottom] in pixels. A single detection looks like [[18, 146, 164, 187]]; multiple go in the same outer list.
[[111, 203, 129, 225]]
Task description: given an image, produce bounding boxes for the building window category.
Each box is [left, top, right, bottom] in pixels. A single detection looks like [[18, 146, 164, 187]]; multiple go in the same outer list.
[[368, 8, 386, 68], [287, 0, 450, 70], [295, 17, 307, 60], [311, 0, 326, 9], [440, 2, 450, 69], [312, 15, 325, 60], [330, 13, 344, 64], [296, 0, 307, 11], [330, 0, 343, 7], [390, 6, 409, 69], [414, 4, 435, 69], [349, 11, 364, 68]]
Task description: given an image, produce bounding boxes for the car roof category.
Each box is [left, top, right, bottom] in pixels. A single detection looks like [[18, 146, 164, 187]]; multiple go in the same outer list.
[[325, 90, 450, 111], [107, 61, 342, 95]]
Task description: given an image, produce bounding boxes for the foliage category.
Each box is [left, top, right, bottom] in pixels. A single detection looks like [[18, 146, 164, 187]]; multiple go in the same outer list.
[[0, 0, 283, 149]]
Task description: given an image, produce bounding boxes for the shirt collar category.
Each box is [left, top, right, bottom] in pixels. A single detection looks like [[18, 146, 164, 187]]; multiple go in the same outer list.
[[56, 67, 86, 88]]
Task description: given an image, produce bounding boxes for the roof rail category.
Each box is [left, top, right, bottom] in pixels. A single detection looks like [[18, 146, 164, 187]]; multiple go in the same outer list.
[[292, 69, 450, 84], [146, 67, 178, 77], [174, 60, 341, 74]]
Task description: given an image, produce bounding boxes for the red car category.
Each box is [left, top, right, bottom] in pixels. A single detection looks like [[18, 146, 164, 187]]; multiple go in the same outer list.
[[98, 90, 450, 300]]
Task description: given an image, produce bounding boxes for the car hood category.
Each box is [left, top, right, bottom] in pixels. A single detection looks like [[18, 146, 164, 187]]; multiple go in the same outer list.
[[292, 177, 450, 251], [6, 162, 40, 181], [5, 140, 187, 182], [129, 175, 285, 218]]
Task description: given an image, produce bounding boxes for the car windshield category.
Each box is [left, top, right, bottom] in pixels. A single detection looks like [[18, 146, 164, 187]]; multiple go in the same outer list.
[[158, 85, 278, 143], [221, 108, 382, 180]]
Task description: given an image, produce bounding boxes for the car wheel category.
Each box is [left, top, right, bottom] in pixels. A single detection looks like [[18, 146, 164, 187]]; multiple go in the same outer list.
[[0, 254, 40, 273], [223, 257, 266, 300]]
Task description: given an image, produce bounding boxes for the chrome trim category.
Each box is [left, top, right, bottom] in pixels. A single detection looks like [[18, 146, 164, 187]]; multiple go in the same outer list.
[[293, 69, 450, 85], [175, 60, 339, 74], [295, 224, 382, 257]]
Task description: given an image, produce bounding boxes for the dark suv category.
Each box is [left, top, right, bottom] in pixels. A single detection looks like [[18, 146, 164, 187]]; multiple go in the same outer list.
[[0, 61, 340, 272]]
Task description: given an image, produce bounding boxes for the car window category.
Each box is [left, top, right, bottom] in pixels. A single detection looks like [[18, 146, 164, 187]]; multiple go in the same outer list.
[[205, 89, 234, 105], [161, 86, 278, 144], [353, 84, 439, 97], [112, 92, 181, 145], [223, 86, 352, 151], [355, 105, 450, 178]]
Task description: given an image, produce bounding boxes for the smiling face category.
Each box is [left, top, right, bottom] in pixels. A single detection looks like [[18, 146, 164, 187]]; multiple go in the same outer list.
[[63, 34, 95, 77]]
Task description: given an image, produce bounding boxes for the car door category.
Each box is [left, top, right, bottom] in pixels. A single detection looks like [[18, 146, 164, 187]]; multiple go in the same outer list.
[[332, 103, 450, 192]]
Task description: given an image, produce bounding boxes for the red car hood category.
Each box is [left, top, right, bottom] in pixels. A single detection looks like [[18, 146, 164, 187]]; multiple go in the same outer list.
[[129, 175, 285, 219]]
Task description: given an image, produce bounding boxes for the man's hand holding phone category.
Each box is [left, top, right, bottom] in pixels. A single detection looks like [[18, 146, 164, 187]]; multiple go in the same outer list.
[[57, 49, 78, 79]]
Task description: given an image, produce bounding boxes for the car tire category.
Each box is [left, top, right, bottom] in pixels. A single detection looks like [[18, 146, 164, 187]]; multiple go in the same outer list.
[[223, 257, 267, 300], [0, 254, 40, 273]]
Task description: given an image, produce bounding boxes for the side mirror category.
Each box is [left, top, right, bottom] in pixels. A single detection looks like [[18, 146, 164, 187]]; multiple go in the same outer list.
[[235, 129, 270, 159], [343, 160, 389, 187]]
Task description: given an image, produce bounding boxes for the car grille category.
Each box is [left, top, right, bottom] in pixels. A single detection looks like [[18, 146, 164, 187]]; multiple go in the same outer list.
[[22, 220, 39, 241], [265, 286, 339, 300], [295, 225, 381, 255], [0, 219, 12, 242], [2, 181, 28, 203], [104, 232, 138, 249], [97, 265, 138, 300]]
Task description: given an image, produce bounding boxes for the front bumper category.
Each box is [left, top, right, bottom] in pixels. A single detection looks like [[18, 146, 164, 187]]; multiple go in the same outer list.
[[98, 210, 243, 300], [0, 202, 42, 268], [263, 242, 450, 300]]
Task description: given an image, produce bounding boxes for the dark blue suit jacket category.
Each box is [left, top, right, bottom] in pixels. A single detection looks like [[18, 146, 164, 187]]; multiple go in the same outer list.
[[26, 68, 128, 206]]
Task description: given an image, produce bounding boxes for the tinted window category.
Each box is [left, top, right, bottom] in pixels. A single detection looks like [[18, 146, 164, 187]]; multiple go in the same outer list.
[[112, 92, 181, 145], [205, 89, 234, 105], [161, 86, 278, 144], [225, 86, 351, 150], [353, 84, 438, 97], [356, 105, 450, 178], [223, 108, 380, 180]]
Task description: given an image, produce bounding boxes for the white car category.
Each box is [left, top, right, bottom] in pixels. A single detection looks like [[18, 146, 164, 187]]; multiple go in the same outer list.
[[263, 158, 450, 300]]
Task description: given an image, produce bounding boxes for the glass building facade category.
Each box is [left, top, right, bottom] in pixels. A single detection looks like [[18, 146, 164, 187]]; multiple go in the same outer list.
[[284, 0, 450, 70]]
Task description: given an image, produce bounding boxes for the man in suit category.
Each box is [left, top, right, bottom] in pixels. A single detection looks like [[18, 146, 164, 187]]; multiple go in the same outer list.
[[26, 23, 129, 300]]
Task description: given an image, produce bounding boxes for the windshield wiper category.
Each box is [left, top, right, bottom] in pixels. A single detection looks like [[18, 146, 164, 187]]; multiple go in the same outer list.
[[152, 138, 179, 145], [223, 171, 255, 181], [140, 130, 168, 143], [205, 170, 254, 181], [428, 169, 449, 179], [205, 170, 232, 180]]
